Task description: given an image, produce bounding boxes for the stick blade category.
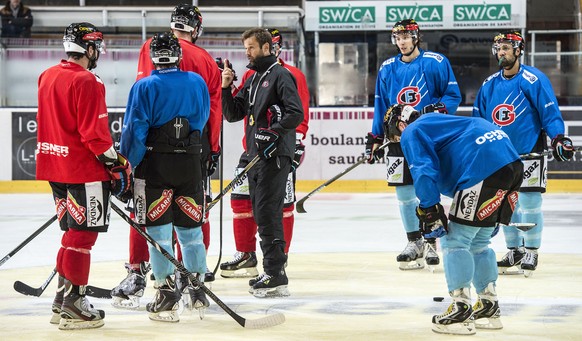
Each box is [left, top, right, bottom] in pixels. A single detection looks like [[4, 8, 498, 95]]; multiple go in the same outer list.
[[243, 312, 286, 329], [295, 199, 307, 214], [86, 285, 112, 299], [509, 222, 537, 232], [13, 281, 42, 297]]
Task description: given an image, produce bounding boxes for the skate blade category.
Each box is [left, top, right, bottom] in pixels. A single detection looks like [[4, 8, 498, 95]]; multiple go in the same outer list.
[[523, 269, 534, 278], [196, 306, 206, 320], [498, 266, 524, 275], [426, 265, 436, 273], [220, 267, 259, 278], [50, 312, 61, 325], [432, 321, 476, 335], [111, 295, 141, 310], [148, 310, 180, 323], [251, 285, 290, 298], [58, 318, 104, 330], [398, 259, 425, 271], [475, 317, 503, 330]]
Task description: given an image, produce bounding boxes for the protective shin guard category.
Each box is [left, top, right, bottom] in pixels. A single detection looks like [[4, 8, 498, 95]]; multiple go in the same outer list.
[[232, 198, 257, 252], [129, 217, 150, 264], [443, 248, 474, 293], [283, 206, 294, 254], [519, 192, 543, 249], [175, 226, 207, 275], [472, 248, 498, 293], [395, 185, 420, 233], [61, 229, 98, 285], [146, 224, 175, 286]]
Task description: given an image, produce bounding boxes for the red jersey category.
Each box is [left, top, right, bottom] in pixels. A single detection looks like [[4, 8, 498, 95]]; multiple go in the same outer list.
[[136, 38, 222, 153], [36, 60, 113, 183], [235, 57, 310, 150]]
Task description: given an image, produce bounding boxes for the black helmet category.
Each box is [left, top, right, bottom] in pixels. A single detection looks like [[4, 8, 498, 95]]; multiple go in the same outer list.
[[391, 19, 420, 45], [63, 22, 105, 54], [268, 28, 283, 49], [170, 4, 203, 34], [492, 30, 525, 56], [150, 32, 182, 65], [383, 104, 420, 142]]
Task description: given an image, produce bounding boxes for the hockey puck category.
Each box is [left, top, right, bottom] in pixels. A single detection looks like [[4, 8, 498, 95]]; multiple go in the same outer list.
[[433, 296, 445, 302]]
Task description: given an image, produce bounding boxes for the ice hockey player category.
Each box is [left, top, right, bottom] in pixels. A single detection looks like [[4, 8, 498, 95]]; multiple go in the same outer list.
[[385, 103, 523, 334], [111, 3, 221, 309], [119, 31, 210, 322], [37, 22, 132, 330], [221, 28, 303, 298], [473, 30, 575, 277], [365, 18, 461, 271], [219, 28, 310, 279]]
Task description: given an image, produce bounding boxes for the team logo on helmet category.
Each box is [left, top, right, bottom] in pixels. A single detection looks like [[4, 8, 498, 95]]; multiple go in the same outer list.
[[397, 86, 421, 106], [492, 103, 516, 126]]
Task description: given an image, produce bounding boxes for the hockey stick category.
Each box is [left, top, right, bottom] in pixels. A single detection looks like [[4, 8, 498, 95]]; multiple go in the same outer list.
[[206, 155, 259, 211], [13, 268, 113, 298], [13, 267, 57, 297], [0, 214, 57, 267], [111, 202, 285, 329], [508, 222, 536, 232], [520, 146, 582, 159], [296, 141, 392, 213]]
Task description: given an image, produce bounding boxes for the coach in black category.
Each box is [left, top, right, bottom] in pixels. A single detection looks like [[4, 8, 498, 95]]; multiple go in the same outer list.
[[221, 27, 303, 298]]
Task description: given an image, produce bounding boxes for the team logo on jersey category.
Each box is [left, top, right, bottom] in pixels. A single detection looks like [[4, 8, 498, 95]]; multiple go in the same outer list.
[[55, 198, 67, 221], [262, 80, 270, 88], [397, 86, 421, 107], [491, 104, 515, 126], [477, 189, 507, 220], [175, 196, 203, 222], [66, 193, 86, 225], [147, 189, 173, 221]]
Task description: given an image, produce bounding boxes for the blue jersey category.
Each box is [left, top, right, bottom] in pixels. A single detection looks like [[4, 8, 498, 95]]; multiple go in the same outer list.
[[472, 65, 565, 154], [400, 114, 520, 207], [120, 67, 210, 168], [372, 48, 461, 137]]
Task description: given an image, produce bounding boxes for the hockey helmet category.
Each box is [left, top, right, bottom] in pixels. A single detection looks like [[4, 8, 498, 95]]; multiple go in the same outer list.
[[63, 22, 105, 54], [391, 19, 419, 45], [150, 32, 182, 65], [492, 30, 524, 56], [384, 104, 420, 142], [170, 4, 203, 35], [269, 28, 283, 50]]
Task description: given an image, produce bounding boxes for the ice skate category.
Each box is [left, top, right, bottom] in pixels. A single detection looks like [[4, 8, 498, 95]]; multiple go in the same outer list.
[[146, 276, 182, 323], [204, 268, 215, 283], [220, 251, 259, 278], [473, 282, 502, 329], [521, 249, 538, 278], [111, 262, 150, 309], [249, 269, 290, 298], [187, 283, 210, 319], [397, 239, 425, 270], [248, 272, 268, 288], [59, 285, 105, 330], [497, 247, 525, 275], [424, 241, 440, 272], [50, 276, 65, 325], [432, 288, 475, 335]]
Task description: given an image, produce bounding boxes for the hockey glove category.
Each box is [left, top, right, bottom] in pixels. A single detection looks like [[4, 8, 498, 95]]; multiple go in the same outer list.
[[416, 203, 448, 238], [267, 104, 283, 126], [365, 132, 384, 164], [551, 134, 574, 161], [106, 153, 133, 201], [421, 102, 448, 115], [255, 128, 279, 160], [292, 140, 305, 171], [207, 150, 221, 176]]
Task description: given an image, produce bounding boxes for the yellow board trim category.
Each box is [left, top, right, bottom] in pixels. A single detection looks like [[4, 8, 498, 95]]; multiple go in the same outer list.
[[2, 179, 582, 194]]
